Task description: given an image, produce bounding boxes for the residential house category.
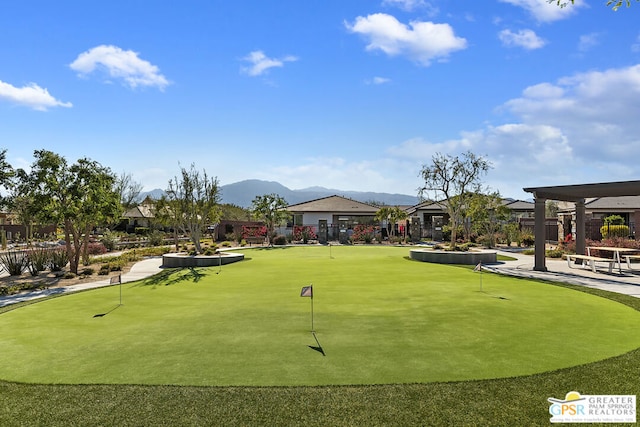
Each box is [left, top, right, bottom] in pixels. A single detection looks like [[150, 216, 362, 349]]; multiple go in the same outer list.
[[405, 198, 536, 240], [558, 196, 640, 241], [285, 195, 380, 243], [122, 203, 155, 233]]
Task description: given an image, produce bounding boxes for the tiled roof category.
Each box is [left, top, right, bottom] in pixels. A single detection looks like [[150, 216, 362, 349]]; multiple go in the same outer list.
[[503, 199, 534, 210], [123, 204, 155, 219], [585, 195, 640, 210], [287, 195, 379, 213]]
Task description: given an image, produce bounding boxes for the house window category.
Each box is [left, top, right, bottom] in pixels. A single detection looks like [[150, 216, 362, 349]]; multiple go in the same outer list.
[[293, 214, 303, 226]]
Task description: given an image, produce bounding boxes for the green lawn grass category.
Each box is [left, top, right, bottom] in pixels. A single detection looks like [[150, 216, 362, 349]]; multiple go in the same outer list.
[[1, 246, 639, 390]]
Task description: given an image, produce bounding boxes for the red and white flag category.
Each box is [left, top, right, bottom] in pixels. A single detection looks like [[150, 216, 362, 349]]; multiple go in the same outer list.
[[300, 285, 313, 298]]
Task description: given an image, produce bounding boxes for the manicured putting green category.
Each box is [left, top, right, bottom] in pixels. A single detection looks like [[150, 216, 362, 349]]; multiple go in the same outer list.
[[1, 246, 639, 386]]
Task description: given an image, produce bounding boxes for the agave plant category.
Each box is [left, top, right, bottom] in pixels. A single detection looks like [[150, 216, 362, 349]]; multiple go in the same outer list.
[[26, 247, 52, 276], [0, 251, 30, 276]]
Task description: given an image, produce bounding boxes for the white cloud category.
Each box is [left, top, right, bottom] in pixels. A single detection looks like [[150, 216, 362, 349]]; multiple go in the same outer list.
[[631, 33, 640, 53], [578, 33, 600, 52], [263, 156, 421, 194], [379, 63, 640, 199], [0, 80, 72, 111], [241, 50, 298, 77], [345, 13, 467, 66], [69, 45, 170, 90], [367, 76, 392, 85], [499, 0, 586, 23], [382, 0, 437, 14], [499, 29, 546, 50]]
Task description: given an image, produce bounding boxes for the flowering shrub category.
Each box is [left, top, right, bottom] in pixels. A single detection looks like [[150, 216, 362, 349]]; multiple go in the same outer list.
[[241, 226, 267, 239], [85, 242, 108, 255], [351, 225, 376, 243], [293, 226, 317, 243]]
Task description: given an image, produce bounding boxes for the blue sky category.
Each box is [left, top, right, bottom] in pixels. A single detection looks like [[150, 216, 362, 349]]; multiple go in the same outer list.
[[1, 0, 639, 201]]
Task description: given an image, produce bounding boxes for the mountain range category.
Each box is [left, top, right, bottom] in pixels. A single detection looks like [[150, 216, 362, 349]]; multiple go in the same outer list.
[[139, 179, 420, 208]]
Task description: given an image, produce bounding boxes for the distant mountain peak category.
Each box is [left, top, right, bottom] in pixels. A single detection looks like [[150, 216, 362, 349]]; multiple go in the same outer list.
[[139, 179, 419, 208]]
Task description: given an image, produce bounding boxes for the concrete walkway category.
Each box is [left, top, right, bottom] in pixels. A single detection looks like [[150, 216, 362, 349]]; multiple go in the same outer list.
[[486, 250, 640, 298], [0, 257, 164, 308], [2, 249, 640, 308]]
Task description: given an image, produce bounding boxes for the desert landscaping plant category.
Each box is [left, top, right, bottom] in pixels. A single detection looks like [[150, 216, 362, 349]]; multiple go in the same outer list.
[[0, 251, 29, 276]]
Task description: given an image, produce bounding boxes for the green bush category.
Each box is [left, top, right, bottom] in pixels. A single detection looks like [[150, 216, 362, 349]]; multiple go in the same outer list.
[[273, 235, 287, 246], [27, 247, 51, 276], [81, 267, 95, 276], [458, 242, 473, 252], [110, 262, 123, 271], [603, 214, 624, 225], [148, 230, 165, 247], [546, 249, 564, 258], [521, 233, 535, 247], [100, 231, 117, 251], [98, 265, 110, 275], [134, 227, 149, 235], [50, 249, 69, 272], [600, 224, 629, 239]]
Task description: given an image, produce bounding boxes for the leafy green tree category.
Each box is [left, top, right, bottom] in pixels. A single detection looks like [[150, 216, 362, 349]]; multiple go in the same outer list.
[[8, 169, 38, 245], [251, 194, 290, 246], [24, 150, 120, 273], [0, 149, 15, 248], [220, 203, 252, 221], [375, 206, 392, 238], [549, 0, 637, 11], [467, 192, 511, 248], [114, 172, 143, 211], [418, 151, 491, 248], [546, 200, 559, 218], [603, 214, 624, 225], [154, 195, 182, 252], [375, 206, 408, 239], [164, 163, 221, 253], [0, 149, 14, 208]]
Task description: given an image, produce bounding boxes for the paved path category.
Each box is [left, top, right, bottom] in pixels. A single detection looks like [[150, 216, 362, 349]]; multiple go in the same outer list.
[[0, 257, 164, 308], [2, 249, 640, 308], [486, 250, 640, 298]]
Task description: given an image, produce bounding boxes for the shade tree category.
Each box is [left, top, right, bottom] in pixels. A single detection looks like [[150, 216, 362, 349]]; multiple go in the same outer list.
[[22, 150, 120, 274], [418, 151, 491, 248], [251, 194, 290, 246], [162, 163, 221, 254]]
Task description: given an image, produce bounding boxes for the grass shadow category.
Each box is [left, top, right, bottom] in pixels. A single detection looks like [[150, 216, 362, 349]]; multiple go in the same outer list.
[[135, 267, 208, 287], [252, 246, 292, 251], [308, 332, 326, 356], [93, 304, 121, 318]]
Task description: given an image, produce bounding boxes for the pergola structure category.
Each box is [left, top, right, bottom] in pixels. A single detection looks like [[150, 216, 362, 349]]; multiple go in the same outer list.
[[523, 180, 640, 271]]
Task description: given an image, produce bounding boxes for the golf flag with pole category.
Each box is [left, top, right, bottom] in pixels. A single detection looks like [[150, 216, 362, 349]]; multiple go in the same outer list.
[[301, 284, 314, 332], [111, 274, 123, 305], [474, 262, 483, 292]]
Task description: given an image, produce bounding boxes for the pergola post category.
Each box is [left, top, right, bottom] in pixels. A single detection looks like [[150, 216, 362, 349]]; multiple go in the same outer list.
[[575, 199, 586, 256], [533, 196, 547, 272]]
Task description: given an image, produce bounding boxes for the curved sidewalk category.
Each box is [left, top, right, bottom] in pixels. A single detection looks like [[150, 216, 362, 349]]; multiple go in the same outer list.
[[0, 257, 164, 308], [486, 250, 640, 298]]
